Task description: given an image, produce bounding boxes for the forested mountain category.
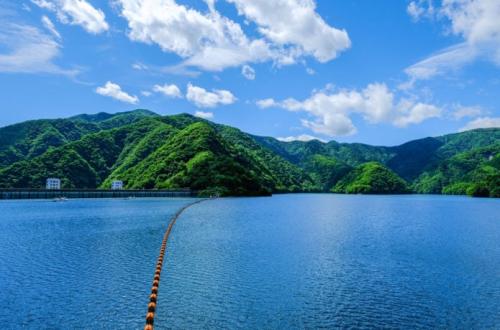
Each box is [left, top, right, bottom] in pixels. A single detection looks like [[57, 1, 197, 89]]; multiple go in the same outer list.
[[333, 162, 410, 194], [0, 109, 157, 167], [0, 110, 498, 197]]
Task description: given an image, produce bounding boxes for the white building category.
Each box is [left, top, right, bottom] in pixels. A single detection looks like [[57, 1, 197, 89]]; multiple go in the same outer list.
[[46, 178, 61, 190], [111, 180, 124, 190]]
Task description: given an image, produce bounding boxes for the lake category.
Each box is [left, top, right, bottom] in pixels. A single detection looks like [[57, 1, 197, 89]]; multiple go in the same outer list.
[[0, 194, 499, 329]]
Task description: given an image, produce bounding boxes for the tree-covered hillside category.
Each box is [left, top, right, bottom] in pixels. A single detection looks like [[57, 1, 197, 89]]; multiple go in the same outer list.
[[0, 109, 498, 197], [0, 109, 158, 168], [413, 144, 500, 197], [333, 162, 410, 194], [254, 127, 499, 196], [0, 112, 314, 196]]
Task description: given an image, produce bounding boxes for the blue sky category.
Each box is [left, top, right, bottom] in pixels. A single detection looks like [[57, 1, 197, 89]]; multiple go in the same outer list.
[[1, 0, 500, 145]]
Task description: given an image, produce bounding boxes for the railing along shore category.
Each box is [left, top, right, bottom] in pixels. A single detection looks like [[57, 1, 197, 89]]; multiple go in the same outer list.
[[0, 188, 195, 200]]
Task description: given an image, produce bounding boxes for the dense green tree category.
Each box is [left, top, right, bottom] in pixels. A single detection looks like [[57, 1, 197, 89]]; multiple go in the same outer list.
[[0, 110, 498, 197], [413, 144, 500, 197], [333, 162, 410, 194]]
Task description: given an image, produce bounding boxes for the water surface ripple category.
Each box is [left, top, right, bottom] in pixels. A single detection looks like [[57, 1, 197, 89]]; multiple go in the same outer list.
[[158, 194, 500, 329], [0, 198, 195, 329], [0, 194, 499, 329]]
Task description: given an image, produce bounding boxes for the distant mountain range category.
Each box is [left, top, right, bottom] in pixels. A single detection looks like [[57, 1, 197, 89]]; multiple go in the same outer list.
[[0, 109, 498, 197]]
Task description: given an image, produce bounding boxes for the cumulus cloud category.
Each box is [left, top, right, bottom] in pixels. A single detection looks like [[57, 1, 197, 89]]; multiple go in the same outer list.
[[460, 116, 500, 131], [227, 0, 351, 63], [41, 15, 61, 39], [186, 83, 236, 108], [152, 83, 182, 98], [241, 64, 255, 80], [32, 0, 109, 34], [256, 98, 277, 108], [392, 101, 442, 127], [114, 0, 350, 71], [407, 1, 425, 21], [95, 81, 138, 104], [261, 83, 441, 136], [0, 21, 74, 75], [277, 134, 325, 142], [194, 111, 214, 119], [405, 0, 500, 84], [116, 0, 272, 71], [442, 0, 500, 46], [407, 0, 435, 21]]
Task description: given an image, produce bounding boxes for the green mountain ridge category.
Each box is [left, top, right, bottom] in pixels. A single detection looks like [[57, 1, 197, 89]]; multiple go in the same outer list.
[[333, 162, 410, 194], [0, 110, 498, 197]]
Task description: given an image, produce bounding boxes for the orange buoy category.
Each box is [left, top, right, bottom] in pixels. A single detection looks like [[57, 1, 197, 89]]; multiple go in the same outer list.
[[143, 199, 210, 328]]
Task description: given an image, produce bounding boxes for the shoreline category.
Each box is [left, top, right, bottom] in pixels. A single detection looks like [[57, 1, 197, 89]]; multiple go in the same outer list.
[[0, 188, 195, 200], [1, 189, 498, 200]]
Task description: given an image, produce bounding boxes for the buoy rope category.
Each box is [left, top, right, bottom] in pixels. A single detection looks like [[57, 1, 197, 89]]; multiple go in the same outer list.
[[144, 198, 211, 329]]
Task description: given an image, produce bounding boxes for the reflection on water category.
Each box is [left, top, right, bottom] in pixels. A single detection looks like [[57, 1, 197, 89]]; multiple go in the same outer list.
[[158, 194, 500, 329], [0, 194, 499, 328]]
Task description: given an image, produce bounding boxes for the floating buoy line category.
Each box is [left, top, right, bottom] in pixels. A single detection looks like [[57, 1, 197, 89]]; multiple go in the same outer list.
[[144, 198, 212, 329]]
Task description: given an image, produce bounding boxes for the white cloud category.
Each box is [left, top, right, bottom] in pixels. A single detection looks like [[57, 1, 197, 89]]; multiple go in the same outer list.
[[277, 134, 325, 142], [0, 22, 74, 75], [452, 104, 483, 120], [442, 0, 500, 46], [132, 62, 148, 70], [405, 0, 500, 84], [41, 15, 61, 39], [263, 83, 441, 136], [115, 0, 350, 71], [306, 67, 315, 75], [241, 64, 255, 80], [256, 98, 277, 108], [152, 83, 182, 98], [407, 1, 425, 21], [460, 116, 500, 131], [31, 0, 55, 10], [95, 81, 138, 104], [141, 90, 152, 97], [32, 0, 109, 34], [407, 0, 435, 21], [194, 111, 214, 119], [402, 43, 478, 87], [392, 101, 442, 127], [186, 83, 236, 108], [301, 113, 357, 136], [227, 0, 351, 63], [116, 0, 273, 71]]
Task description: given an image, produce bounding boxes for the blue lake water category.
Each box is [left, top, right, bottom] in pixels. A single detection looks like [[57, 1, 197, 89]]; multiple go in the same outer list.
[[0, 194, 499, 329]]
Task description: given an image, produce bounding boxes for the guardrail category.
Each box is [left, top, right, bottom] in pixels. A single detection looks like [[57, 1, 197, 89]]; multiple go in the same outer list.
[[0, 189, 195, 199]]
